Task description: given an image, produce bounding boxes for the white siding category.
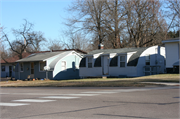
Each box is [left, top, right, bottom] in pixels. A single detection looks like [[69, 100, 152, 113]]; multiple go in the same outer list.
[[109, 67, 137, 77], [79, 56, 102, 77], [109, 53, 137, 77], [79, 45, 166, 78], [137, 46, 165, 76], [165, 43, 179, 68], [53, 53, 81, 79], [79, 67, 102, 77]]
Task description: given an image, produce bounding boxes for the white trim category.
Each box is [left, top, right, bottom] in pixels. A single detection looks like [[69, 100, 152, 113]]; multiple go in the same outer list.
[[87, 57, 93, 68], [119, 55, 126, 68], [110, 53, 117, 58], [71, 51, 84, 58], [94, 52, 104, 58]]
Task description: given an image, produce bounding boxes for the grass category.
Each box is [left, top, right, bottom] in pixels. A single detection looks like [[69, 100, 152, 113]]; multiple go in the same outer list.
[[0, 74, 179, 87]]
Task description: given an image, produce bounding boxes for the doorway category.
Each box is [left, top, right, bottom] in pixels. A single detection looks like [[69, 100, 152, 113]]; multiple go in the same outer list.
[[103, 56, 109, 75], [9, 66, 12, 77], [30, 62, 34, 78]]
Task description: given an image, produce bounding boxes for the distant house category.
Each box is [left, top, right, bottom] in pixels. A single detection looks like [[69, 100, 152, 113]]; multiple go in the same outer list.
[[15, 50, 85, 80], [162, 37, 179, 73], [79, 45, 166, 78], [1, 52, 32, 78]]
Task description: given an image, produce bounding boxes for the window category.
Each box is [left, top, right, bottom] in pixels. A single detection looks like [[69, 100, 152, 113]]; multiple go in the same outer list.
[[20, 63, 23, 72], [13, 66, 15, 71], [88, 57, 92, 68], [120, 56, 125, 67], [146, 55, 150, 65], [40, 61, 46, 71], [1, 66, 5, 72], [61, 61, 66, 71]]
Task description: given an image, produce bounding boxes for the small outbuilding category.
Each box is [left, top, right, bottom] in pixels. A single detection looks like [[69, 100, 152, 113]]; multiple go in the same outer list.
[[15, 50, 84, 80], [79, 45, 166, 78], [162, 37, 179, 73]]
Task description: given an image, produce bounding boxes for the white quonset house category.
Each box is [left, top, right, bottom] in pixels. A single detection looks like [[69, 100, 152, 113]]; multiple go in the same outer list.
[[15, 50, 85, 80], [79, 45, 166, 78], [162, 37, 179, 73]]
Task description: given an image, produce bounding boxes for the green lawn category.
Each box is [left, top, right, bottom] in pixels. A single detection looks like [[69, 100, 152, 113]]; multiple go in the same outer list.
[[0, 74, 179, 87]]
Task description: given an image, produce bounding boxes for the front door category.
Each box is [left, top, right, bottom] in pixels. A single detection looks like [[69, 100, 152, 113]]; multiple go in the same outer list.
[[9, 66, 12, 77], [103, 56, 109, 75], [30, 62, 34, 78]]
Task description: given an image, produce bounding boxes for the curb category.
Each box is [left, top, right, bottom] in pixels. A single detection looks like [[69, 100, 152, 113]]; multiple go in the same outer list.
[[141, 82, 180, 86]]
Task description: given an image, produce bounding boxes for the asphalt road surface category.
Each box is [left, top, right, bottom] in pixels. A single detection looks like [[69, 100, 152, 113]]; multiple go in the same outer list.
[[0, 86, 179, 119]]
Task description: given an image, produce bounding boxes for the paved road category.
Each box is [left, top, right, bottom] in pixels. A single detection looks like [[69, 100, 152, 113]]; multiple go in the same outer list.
[[0, 86, 179, 119]]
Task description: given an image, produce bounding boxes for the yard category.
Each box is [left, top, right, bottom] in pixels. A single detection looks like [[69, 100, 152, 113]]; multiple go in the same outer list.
[[0, 74, 179, 87]]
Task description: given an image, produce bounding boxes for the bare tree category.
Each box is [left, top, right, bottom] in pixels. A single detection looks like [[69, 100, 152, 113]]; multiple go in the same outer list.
[[2, 19, 46, 59], [65, 0, 169, 49], [164, 0, 179, 31], [0, 43, 9, 63], [66, 0, 107, 49], [28, 31, 46, 52], [61, 27, 90, 51], [104, 0, 127, 48], [47, 39, 63, 51], [125, 0, 166, 47]]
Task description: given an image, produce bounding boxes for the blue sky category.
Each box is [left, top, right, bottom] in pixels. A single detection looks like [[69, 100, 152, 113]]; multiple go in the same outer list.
[[1, 0, 73, 42]]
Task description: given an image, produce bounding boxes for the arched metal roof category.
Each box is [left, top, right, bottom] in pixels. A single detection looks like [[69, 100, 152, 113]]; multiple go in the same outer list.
[[79, 57, 86, 67], [110, 55, 118, 67], [80, 47, 148, 67], [127, 47, 148, 66], [94, 56, 101, 67]]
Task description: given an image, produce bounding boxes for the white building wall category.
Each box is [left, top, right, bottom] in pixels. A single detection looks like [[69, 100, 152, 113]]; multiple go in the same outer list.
[[79, 56, 102, 77], [79, 45, 166, 78], [79, 67, 102, 77], [165, 43, 179, 68], [109, 52, 137, 77], [137, 46, 165, 76], [46, 54, 63, 66], [109, 67, 137, 77], [53, 53, 81, 79], [158, 47, 166, 73]]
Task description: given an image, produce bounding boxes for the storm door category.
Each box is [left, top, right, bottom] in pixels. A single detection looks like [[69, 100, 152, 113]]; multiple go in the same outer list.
[[30, 62, 34, 78], [103, 56, 109, 75]]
